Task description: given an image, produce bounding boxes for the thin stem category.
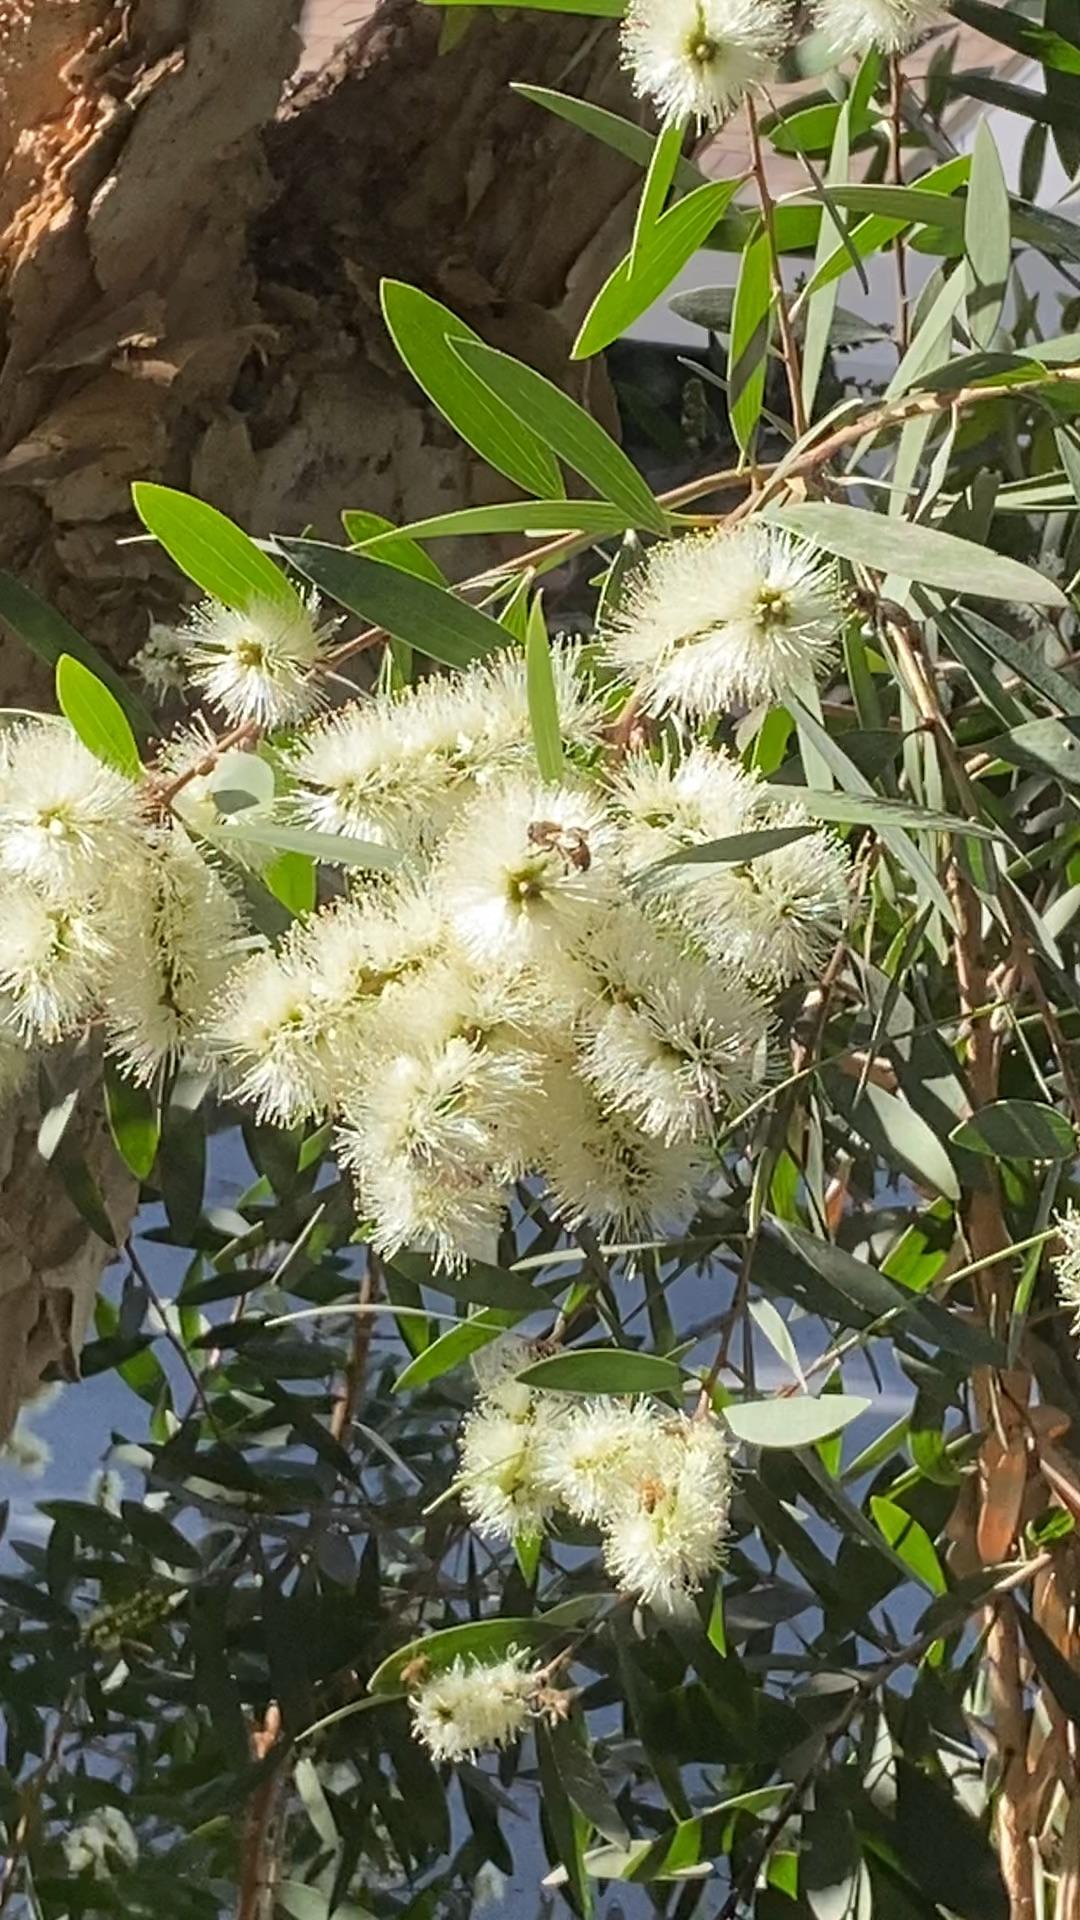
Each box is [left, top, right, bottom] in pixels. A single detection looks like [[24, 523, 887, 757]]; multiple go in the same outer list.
[[888, 54, 911, 354], [746, 94, 808, 442]]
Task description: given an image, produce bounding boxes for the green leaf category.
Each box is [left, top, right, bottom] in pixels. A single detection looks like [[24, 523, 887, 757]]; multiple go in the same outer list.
[[573, 178, 740, 360], [131, 482, 301, 613], [341, 509, 447, 585], [949, 0, 1080, 76], [834, 1077, 960, 1201], [0, 569, 154, 739], [729, 226, 772, 455], [869, 1495, 946, 1593], [55, 655, 141, 780], [723, 1394, 869, 1448], [896, 1759, 1008, 1920], [766, 502, 1067, 605], [391, 1250, 555, 1313], [104, 1059, 159, 1182], [580, 1787, 791, 1882], [802, 102, 851, 419], [351, 500, 633, 546], [393, 1308, 521, 1392], [800, 156, 970, 297], [451, 338, 668, 534], [986, 716, 1080, 788], [944, 604, 1080, 719], [630, 118, 684, 270], [760, 784, 1000, 840], [1016, 1605, 1080, 1729], [965, 120, 1011, 348], [380, 280, 563, 498], [216, 816, 401, 872], [550, 1719, 630, 1847], [275, 536, 505, 667], [369, 1615, 572, 1695], [517, 1348, 684, 1395], [640, 826, 814, 874], [511, 84, 704, 191], [263, 850, 317, 916], [525, 596, 564, 783], [950, 1101, 1076, 1161]]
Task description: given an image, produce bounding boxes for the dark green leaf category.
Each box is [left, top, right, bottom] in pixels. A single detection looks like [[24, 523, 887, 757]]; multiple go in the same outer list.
[[369, 1615, 572, 1695], [526, 595, 564, 782], [517, 1348, 684, 1395], [950, 1101, 1075, 1161], [275, 537, 505, 667], [0, 569, 154, 738]]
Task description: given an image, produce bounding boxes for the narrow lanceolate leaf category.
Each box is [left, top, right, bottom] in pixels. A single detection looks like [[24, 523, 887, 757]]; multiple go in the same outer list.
[[275, 536, 505, 666], [759, 785, 1001, 840], [573, 178, 740, 360], [0, 570, 154, 739], [728, 225, 772, 456], [217, 816, 401, 872], [452, 338, 669, 533], [800, 155, 971, 298], [380, 280, 564, 499], [950, 1101, 1076, 1161], [965, 120, 1011, 348], [629, 118, 684, 271], [511, 85, 704, 192], [640, 826, 814, 874], [103, 1059, 160, 1182], [949, 0, 1080, 76], [340, 510, 447, 585], [517, 1348, 684, 1395], [131, 483, 302, 613], [766, 503, 1068, 606], [870, 1496, 946, 1593], [350, 500, 634, 546], [55, 655, 142, 780], [368, 1617, 569, 1696], [801, 102, 851, 419], [525, 596, 564, 783], [723, 1394, 869, 1449]]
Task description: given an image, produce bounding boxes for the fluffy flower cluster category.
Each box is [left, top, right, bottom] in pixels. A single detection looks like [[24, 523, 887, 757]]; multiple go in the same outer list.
[[457, 1340, 733, 1613], [215, 647, 848, 1262], [1053, 1207, 1080, 1343], [812, 0, 949, 56], [408, 1646, 543, 1763], [0, 719, 244, 1096], [619, 0, 949, 119], [607, 525, 842, 721]]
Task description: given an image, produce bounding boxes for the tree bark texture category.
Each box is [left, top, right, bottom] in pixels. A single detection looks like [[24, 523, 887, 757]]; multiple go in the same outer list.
[[0, 0, 641, 1433]]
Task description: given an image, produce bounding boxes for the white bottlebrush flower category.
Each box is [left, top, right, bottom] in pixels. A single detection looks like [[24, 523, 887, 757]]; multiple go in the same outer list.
[[1054, 1207, 1080, 1339], [813, 0, 947, 57], [606, 526, 842, 720], [210, 941, 328, 1125], [341, 1033, 535, 1188], [294, 884, 448, 1101], [184, 592, 332, 728], [577, 907, 768, 1141], [474, 643, 603, 762], [132, 620, 191, 698], [471, 1335, 541, 1421], [285, 689, 472, 850], [458, 1396, 566, 1541], [540, 1066, 707, 1240], [620, 0, 788, 129], [353, 1153, 507, 1271], [601, 1412, 732, 1611], [612, 752, 850, 985], [62, 1806, 139, 1880], [0, 889, 110, 1043], [536, 1398, 660, 1523], [409, 1649, 539, 1763], [438, 777, 617, 966], [103, 831, 246, 1083], [0, 723, 139, 898]]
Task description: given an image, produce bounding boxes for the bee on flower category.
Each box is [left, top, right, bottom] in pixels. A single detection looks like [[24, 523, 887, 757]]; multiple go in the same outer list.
[[620, 0, 790, 129]]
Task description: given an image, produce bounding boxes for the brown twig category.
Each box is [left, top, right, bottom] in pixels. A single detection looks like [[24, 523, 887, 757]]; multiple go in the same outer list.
[[236, 1703, 285, 1920], [330, 1252, 380, 1444], [888, 55, 911, 354]]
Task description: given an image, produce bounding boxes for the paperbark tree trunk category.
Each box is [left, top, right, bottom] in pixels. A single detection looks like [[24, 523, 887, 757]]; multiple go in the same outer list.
[[0, 0, 640, 1432]]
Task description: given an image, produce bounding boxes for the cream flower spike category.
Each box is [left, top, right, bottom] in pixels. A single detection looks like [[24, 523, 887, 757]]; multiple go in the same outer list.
[[184, 590, 333, 728], [620, 0, 790, 129], [812, 0, 949, 57]]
